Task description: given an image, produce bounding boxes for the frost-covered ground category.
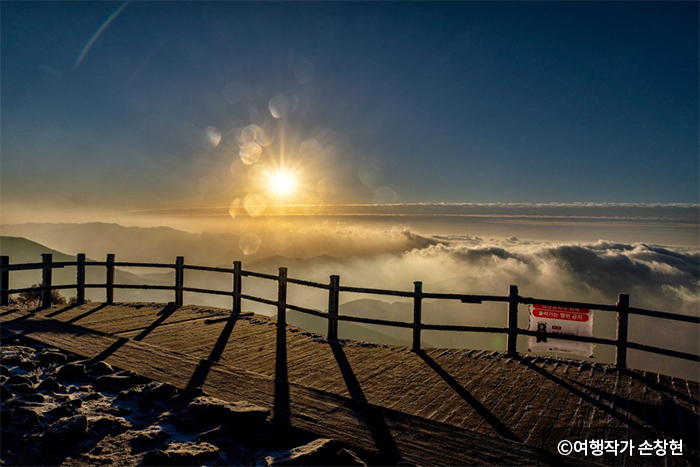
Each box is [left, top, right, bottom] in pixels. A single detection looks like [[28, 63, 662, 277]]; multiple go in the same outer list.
[[0, 332, 371, 466]]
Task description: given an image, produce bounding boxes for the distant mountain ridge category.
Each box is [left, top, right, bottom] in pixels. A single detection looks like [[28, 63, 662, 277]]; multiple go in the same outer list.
[[0, 236, 171, 301]]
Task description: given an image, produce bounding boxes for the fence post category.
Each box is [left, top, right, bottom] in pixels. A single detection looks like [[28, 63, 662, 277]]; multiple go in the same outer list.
[[506, 285, 519, 357], [327, 275, 340, 341], [616, 293, 630, 370], [0, 256, 9, 306], [41, 254, 53, 308], [106, 254, 115, 304], [76, 254, 86, 305], [413, 281, 423, 351], [277, 267, 287, 327], [174, 256, 184, 306], [233, 261, 242, 314]]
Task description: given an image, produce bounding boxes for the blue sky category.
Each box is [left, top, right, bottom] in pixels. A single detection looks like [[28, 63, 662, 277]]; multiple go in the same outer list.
[[1, 1, 698, 216]]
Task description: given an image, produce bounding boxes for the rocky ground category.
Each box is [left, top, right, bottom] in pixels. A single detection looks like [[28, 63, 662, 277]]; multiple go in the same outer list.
[[0, 331, 374, 466]]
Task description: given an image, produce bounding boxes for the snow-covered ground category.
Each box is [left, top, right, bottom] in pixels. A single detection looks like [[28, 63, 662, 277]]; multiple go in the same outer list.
[[0, 332, 370, 466]]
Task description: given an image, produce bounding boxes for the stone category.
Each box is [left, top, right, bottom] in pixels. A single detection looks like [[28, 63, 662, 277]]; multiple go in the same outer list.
[[47, 404, 75, 418], [56, 363, 87, 381], [24, 393, 46, 403], [130, 425, 170, 452], [169, 386, 207, 404], [13, 406, 44, 429], [266, 438, 339, 466], [8, 383, 34, 394], [45, 415, 89, 443], [142, 442, 219, 466], [36, 351, 67, 365], [37, 377, 62, 393], [67, 397, 83, 409], [90, 360, 114, 376], [81, 392, 103, 401], [129, 425, 170, 452], [17, 360, 37, 371], [5, 374, 34, 387], [1, 354, 25, 366], [90, 414, 130, 434], [1, 385, 14, 401], [93, 371, 149, 390], [169, 396, 270, 430], [117, 381, 178, 403]]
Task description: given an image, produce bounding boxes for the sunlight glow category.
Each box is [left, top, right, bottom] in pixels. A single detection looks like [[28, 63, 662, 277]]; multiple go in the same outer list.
[[267, 170, 297, 198]]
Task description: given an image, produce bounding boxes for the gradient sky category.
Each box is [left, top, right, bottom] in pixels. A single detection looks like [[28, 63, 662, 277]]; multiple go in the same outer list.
[[2, 1, 698, 219]]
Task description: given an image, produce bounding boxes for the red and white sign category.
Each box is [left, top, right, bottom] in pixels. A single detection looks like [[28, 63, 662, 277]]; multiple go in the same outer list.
[[528, 304, 594, 357]]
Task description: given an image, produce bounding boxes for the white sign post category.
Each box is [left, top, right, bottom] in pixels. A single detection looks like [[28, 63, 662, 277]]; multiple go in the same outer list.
[[528, 304, 594, 357]]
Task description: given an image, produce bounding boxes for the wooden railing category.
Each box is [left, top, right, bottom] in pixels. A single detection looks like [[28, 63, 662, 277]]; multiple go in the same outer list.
[[1, 253, 698, 371]]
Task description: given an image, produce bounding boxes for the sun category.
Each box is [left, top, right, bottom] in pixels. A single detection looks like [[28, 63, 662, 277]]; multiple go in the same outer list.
[[267, 170, 298, 198]]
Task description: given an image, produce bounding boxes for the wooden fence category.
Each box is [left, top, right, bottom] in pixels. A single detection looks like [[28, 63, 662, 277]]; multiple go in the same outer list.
[[1, 253, 698, 371]]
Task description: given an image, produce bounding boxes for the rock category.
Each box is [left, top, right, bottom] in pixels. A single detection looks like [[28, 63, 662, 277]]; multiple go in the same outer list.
[[45, 415, 89, 443], [8, 383, 34, 394], [90, 414, 130, 434], [1, 351, 27, 366], [36, 351, 67, 365], [93, 371, 149, 390], [67, 397, 83, 409], [169, 386, 207, 404], [37, 377, 62, 393], [47, 404, 75, 418], [142, 442, 219, 466], [130, 425, 170, 452], [90, 360, 114, 376], [1, 385, 13, 401], [267, 438, 339, 466], [17, 359, 37, 371], [13, 406, 44, 429], [56, 363, 87, 381], [169, 396, 270, 431], [0, 375, 6, 384], [0, 365, 9, 376], [81, 392, 103, 401], [117, 381, 178, 403], [5, 374, 34, 387], [24, 393, 46, 403], [335, 448, 367, 466]]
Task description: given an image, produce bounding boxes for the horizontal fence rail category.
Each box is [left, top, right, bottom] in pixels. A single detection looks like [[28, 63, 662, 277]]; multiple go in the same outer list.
[[1, 253, 699, 371]]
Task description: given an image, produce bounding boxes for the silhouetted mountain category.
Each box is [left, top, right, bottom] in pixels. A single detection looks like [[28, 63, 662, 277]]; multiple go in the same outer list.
[[1, 223, 208, 264], [0, 236, 171, 302]]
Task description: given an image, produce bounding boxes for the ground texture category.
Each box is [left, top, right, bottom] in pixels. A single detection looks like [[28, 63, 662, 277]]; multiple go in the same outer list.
[[1, 302, 698, 466]]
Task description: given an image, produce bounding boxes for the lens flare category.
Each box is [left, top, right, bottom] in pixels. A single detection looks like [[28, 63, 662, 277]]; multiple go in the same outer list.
[[228, 198, 243, 218], [239, 142, 262, 165], [269, 94, 291, 119], [244, 193, 267, 216], [373, 186, 398, 204], [201, 127, 221, 148], [239, 233, 262, 255]]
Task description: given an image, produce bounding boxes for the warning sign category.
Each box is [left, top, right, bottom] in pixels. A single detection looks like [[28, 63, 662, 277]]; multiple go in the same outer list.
[[528, 304, 594, 357]]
